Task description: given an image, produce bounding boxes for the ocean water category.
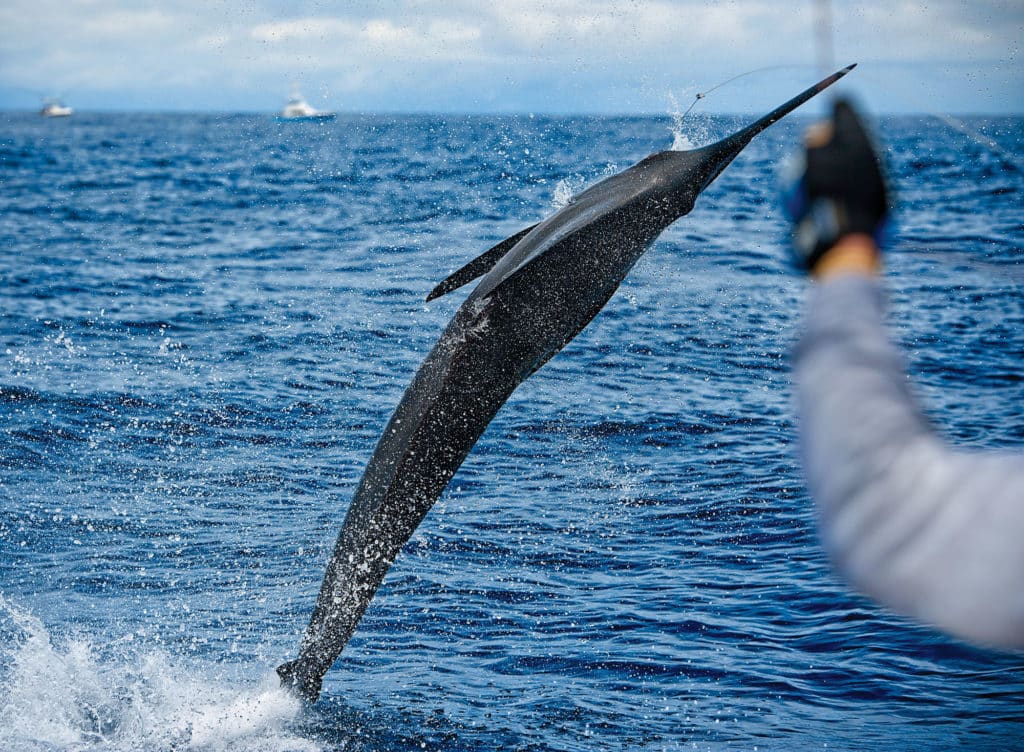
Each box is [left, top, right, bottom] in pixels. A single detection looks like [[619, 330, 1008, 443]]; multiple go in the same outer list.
[[1, 110, 1022, 751]]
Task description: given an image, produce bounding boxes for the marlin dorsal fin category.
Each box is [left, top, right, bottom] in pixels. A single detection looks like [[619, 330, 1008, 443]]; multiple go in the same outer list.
[[426, 224, 538, 301]]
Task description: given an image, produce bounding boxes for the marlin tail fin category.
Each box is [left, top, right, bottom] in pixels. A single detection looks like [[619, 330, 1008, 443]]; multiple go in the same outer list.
[[276, 659, 323, 704]]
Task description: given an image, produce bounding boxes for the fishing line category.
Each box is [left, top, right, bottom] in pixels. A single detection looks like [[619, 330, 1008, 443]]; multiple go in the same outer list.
[[679, 0, 838, 120], [678, 64, 816, 120], [959, 664, 1024, 678], [814, 0, 1021, 173], [814, 0, 835, 78], [892, 245, 1024, 283], [852, 66, 1024, 175], [929, 113, 1023, 175]]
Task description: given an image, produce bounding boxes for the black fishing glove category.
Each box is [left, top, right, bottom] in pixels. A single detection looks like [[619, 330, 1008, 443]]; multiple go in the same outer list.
[[781, 98, 889, 271]]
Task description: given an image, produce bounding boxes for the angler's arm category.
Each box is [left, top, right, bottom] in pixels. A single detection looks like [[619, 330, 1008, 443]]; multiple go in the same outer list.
[[795, 262, 1024, 649]]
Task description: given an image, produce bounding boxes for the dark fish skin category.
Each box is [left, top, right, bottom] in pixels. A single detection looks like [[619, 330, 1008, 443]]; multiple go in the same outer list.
[[278, 65, 855, 702]]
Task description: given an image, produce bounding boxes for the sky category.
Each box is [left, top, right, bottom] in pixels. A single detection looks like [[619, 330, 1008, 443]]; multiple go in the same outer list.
[[0, 0, 1021, 115]]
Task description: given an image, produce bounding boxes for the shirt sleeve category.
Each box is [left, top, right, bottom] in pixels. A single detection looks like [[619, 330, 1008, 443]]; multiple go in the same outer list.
[[794, 274, 1024, 649]]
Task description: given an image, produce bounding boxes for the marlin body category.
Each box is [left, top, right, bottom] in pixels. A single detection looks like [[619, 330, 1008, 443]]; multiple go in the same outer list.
[[279, 66, 854, 701]]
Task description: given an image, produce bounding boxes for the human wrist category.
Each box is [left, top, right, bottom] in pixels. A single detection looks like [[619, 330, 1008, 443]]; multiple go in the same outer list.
[[812, 233, 880, 281]]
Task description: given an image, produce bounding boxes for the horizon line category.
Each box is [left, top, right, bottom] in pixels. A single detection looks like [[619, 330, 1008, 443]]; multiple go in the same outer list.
[[4, 107, 1023, 119]]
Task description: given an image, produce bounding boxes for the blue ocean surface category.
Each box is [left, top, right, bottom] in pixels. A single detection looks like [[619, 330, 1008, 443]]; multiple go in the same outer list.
[[1, 110, 1022, 751]]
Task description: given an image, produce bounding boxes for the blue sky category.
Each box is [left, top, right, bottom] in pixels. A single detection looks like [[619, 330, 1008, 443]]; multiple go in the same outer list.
[[1, 0, 1021, 114]]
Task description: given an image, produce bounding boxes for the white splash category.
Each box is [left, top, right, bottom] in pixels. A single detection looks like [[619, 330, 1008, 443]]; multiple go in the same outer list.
[[0, 596, 318, 752], [551, 165, 619, 211], [551, 177, 581, 210], [667, 90, 713, 152]]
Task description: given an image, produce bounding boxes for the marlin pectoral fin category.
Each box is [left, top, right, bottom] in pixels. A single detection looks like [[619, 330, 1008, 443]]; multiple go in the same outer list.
[[426, 224, 538, 301]]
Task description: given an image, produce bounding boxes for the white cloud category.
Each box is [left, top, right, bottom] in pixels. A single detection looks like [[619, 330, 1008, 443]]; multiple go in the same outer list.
[[249, 18, 359, 44], [81, 9, 176, 37], [490, 1, 776, 47], [841, 0, 1020, 63], [244, 14, 487, 71]]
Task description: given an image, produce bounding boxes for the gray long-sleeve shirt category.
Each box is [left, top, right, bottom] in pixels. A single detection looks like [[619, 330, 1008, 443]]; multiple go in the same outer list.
[[794, 274, 1024, 649]]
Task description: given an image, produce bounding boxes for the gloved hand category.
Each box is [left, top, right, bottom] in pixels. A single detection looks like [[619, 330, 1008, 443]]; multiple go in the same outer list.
[[781, 98, 889, 272]]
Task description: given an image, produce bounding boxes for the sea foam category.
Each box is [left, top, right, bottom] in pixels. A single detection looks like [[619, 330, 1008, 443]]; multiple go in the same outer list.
[[0, 596, 318, 752]]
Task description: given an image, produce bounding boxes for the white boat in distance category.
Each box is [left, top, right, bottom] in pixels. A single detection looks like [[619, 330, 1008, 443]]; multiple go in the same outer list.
[[41, 98, 73, 117], [278, 95, 335, 121]]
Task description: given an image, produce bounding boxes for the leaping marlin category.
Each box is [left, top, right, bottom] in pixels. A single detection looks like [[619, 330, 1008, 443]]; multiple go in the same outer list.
[[278, 65, 855, 701]]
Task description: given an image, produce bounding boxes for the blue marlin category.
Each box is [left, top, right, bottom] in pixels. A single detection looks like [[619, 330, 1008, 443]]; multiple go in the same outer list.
[[279, 65, 855, 701]]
